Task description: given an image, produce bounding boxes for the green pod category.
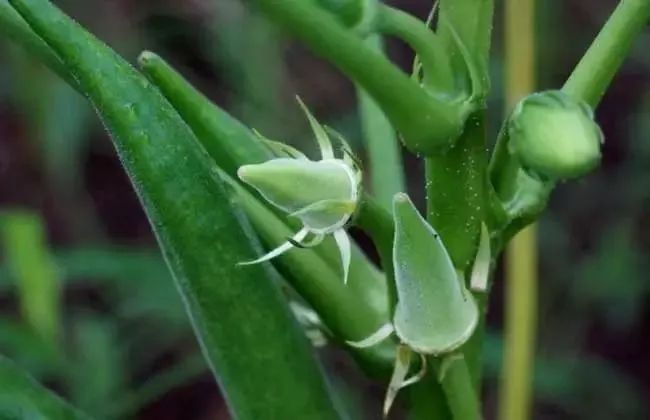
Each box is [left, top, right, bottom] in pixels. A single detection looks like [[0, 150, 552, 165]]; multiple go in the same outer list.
[[7, 0, 340, 418], [508, 90, 603, 181], [392, 193, 478, 355]]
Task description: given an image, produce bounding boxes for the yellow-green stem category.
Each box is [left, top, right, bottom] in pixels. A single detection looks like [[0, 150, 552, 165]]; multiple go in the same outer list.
[[499, 0, 537, 418]]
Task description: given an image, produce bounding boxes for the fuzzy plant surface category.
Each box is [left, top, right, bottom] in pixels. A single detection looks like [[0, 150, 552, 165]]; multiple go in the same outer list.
[[0, 0, 649, 419]]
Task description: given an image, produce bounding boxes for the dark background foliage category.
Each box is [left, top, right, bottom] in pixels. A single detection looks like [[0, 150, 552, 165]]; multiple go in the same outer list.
[[0, 0, 648, 418]]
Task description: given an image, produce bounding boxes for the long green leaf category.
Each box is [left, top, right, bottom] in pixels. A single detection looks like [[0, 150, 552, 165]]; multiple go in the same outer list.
[[0, 355, 90, 420], [6, 1, 340, 418]]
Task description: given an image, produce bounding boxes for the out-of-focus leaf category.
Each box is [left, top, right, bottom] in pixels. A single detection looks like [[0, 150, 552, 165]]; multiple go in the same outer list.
[[66, 317, 126, 419], [0, 354, 91, 420], [107, 354, 207, 419], [484, 334, 644, 419], [574, 226, 646, 328], [0, 319, 60, 378], [0, 211, 61, 345], [6, 0, 340, 418]]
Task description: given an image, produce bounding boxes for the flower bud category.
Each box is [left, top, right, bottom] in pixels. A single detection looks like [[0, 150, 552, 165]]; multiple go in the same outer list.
[[238, 158, 358, 232], [508, 90, 603, 180], [237, 97, 362, 284]]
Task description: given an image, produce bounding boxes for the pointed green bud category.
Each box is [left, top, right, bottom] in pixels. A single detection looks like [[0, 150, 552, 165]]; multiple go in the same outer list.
[[238, 158, 358, 232], [508, 90, 603, 180], [392, 193, 478, 355], [236, 98, 361, 284]]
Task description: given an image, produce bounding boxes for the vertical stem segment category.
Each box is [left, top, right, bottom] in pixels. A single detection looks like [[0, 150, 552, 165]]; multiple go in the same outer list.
[[357, 35, 405, 211], [563, 0, 650, 107], [499, 0, 537, 419]]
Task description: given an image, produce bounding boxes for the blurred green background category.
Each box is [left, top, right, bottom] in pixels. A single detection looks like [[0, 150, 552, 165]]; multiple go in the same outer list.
[[0, 0, 648, 418]]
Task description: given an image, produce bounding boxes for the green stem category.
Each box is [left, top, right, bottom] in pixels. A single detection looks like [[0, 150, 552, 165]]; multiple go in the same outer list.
[[357, 35, 405, 211], [436, 355, 482, 420], [562, 0, 650, 107], [498, 1, 537, 418], [499, 226, 537, 420], [426, 111, 488, 398], [374, 5, 454, 92], [437, 0, 494, 94], [356, 195, 396, 311], [245, 0, 466, 154]]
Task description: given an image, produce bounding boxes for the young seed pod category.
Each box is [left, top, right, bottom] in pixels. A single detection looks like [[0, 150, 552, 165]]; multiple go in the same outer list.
[[237, 98, 362, 284], [508, 90, 604, 181]]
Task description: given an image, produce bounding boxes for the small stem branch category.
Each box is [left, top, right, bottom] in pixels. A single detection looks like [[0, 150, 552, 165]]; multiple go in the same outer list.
[[357, 35, 405, 211], [562, 0, 650, 107], [435, 354, 482, 420], [356, 195, 396, 311], [374, 5, 454, 91]]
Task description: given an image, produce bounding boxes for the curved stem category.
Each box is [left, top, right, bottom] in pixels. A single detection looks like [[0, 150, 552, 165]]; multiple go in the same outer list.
[[357, 35, 405, 211], [563, 0, 650, 107], [245, 0, 465, 154], [374, 5, 454, 92]]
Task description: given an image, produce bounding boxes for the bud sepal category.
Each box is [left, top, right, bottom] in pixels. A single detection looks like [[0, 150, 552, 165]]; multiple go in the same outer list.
[[347, 193, 478, 415]]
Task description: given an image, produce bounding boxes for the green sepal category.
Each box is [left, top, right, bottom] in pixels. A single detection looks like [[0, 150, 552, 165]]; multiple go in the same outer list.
[[392, 193, 479, 355]]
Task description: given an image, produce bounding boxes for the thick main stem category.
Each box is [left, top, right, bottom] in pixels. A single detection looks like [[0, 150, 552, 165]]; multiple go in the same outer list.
[[563, 0, 650, 107]]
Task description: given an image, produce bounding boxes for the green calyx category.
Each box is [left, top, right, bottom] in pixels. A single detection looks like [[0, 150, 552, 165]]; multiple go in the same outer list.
[[392, 193, 478, 355], [508, 90, 603, 181]]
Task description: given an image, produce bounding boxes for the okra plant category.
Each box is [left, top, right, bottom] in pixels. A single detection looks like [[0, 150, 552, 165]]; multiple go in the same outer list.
[[0, 0, 648, 418]]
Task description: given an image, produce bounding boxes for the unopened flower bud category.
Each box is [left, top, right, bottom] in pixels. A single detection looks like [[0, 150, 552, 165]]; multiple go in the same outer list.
[[508, 90, 603, 180], [238, 159, 357, 232], [237, 97, 362, 284]]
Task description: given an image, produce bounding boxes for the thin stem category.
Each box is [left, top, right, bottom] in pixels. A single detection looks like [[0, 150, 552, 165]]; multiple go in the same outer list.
[[356, 195, 396, 312], [357, 35, 405, 211], [500, 226, 538, 420], [435, 354, 482, 420], [562, 0, 650, 107], [499, 0, 537, 419], [374, 5, 454, 91]]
